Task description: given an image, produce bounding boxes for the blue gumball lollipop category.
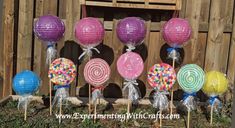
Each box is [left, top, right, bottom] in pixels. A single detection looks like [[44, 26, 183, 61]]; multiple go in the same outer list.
[[13, 70, 41, 111]]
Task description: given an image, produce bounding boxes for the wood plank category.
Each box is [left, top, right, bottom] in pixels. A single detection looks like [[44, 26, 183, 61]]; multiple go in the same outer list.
[[103, 21, 233, 32], [183, 0, 202, 66], [227, 6, 235, 92], [85, 1, 179, 10], [2, 0, 15, 98], [0, 0, 4, 99], [200, 0, 210, 23], [17, 0, 34, 72], [34, 0, 58, 95], [204, 0, 231, 73]]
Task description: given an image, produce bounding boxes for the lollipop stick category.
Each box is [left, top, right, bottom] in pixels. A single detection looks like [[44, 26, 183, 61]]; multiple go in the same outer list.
[[89, 84, 91, 114], [94, 102, 97, 123], [49, 80, 52, 115], [160, 110, 162, 127], [59, 95, 62, 124], [127, 99, 131, 114], [24, 103, 27, 121], [210, 105, 213, 125], [170, 57, 176, 115], [187, 110, 190, 128]]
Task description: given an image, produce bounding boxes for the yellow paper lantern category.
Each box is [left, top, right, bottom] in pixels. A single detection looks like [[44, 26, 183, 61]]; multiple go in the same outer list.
[[202, 71, 228, 96]]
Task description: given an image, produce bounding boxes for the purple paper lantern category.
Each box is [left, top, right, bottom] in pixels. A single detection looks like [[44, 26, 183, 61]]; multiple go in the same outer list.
[[116, 17, 146, 46], [34, 15, 65, 43]]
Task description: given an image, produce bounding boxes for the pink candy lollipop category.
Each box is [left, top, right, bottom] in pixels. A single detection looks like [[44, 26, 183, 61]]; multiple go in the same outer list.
[[117, 52, 144, 80], [84, 58, 111, 86]]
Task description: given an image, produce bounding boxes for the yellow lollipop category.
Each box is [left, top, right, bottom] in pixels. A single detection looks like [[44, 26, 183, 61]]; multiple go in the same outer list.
[[202, 71, 228, 96]]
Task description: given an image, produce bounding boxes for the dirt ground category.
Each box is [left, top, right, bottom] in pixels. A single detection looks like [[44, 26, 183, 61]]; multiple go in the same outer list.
[[0, 99, 231, 128]]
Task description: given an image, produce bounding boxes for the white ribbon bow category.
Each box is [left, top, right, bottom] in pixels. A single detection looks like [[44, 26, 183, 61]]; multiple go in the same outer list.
[[46, 44, 57, 65], [78, 47, 100, 60], [183, 96, 196, 111], [92, 89, 102, 104], [18, 95, 33, 110], [126, 45, 136, 52], [123, 79, 140, 103], [52, 88, 69, 107], [167, 49, 180, 63]]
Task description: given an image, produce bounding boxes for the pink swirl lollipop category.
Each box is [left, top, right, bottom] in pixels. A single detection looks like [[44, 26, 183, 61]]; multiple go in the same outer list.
[[84, 58, 111, 86], [147, 63, 176, 91], [48, 58, 76, 85], [117, 52, 144, 80]]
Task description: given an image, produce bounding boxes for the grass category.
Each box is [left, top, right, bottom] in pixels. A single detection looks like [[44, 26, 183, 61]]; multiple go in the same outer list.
[[0, 99, 232, 128]]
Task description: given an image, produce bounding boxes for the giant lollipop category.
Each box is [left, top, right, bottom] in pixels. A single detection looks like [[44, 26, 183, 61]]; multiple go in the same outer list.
[[84, 58, 111, 103], [162, 18, 192, 115], [116, 17, 146, 51], [177, 64, 205, 128], [48, 58, 76, 123], [84, 58, 110, 119], [13, 70, 41, 120], [75, 17, 104, 60], [202, 71, 228, 124], [147, 63, 176, 127], [34, 15, 65, 64], [117, 51, 144, 113]]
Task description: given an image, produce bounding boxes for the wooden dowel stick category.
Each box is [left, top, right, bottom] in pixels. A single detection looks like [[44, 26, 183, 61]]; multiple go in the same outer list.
[[24, 103, 27, 121], [187, 110, 190, 128], [59, 96, 62, 124], [94, 102, 97, 123], [170, 57, 176, 115], [88, 56, 91, 114], [127, 100, 130, 114], [210, 105, 213, 125], [49, 81, 52, 115], [160, 110, 162, 127]]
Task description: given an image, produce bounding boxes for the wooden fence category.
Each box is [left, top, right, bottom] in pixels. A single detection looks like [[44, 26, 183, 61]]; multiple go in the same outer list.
[[0, 0, 234, 101]]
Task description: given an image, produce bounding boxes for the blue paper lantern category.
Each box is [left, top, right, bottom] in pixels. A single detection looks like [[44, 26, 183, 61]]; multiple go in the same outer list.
[[13, 70, 41, 95]]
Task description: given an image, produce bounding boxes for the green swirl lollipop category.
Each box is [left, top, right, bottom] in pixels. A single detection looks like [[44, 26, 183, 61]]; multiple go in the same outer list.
[[177, 64, 205, 93]]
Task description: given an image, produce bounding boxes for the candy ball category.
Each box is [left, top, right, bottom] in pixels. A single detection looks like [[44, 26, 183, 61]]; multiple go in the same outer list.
[[202, 71, 228, 96], [147, 63, 176, 91], [34, 15, 65, 43], [162, 18, 192, 48], [117, 51, 144, 80], [13, 70, 41, 95], [48, 58, 77, 85], [75, 17, 104, 48], [116, 17, 146, 46], [177, 64, 205, 93]]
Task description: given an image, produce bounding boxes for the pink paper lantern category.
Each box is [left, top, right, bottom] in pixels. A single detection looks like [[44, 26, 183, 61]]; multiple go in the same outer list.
[[74, 17, 105, 48], [162, 18, 192, 48]]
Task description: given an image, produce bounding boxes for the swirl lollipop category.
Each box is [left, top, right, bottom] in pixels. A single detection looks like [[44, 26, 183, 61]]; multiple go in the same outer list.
[[147, 63, 176, 110], [75, 17, 104, 60], [13, 70, 41, 120], [177, 64, 205, 127], [117, 52, 144, 104], [34, 15, 65, 64], [202, 71, 228, 124], [84, 58, 110, 103], [116, 17, 146, 51]]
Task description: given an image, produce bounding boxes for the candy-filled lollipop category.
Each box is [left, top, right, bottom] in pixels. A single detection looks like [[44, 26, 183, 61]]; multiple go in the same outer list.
[[13, 70, 41, 120], [117, 51, 144, 103], [75, 17, 104, 60], [48, 58, 76, 106], [84, 58, 110, 103], [34, 15, 65, 64], [147, 63, 176, 110], [116, 17, 146, 51]]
